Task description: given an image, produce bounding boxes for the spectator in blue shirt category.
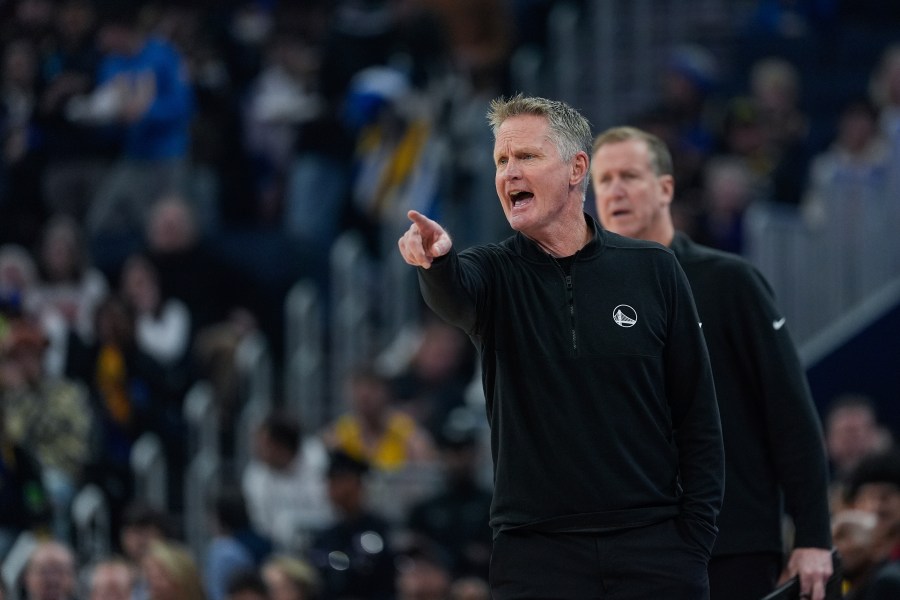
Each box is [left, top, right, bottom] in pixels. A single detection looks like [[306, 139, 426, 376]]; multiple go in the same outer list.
[[83, 4, 194, 239]]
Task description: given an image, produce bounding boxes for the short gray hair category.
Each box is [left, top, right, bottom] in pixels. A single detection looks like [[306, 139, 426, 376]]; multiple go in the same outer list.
[[488, 94, 592, 193], [488, 94, 592, 163]]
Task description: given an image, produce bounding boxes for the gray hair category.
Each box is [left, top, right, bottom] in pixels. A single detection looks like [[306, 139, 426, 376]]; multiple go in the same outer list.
[[488, 94, 592, 194]]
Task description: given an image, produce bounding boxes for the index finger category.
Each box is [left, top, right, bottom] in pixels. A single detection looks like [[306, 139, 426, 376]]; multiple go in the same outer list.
[[407, 209, 445, 242], [407, 209, 433, 229]]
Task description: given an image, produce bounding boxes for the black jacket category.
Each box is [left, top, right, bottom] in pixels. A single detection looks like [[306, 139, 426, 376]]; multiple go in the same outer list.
[[418, 215, 724, 553], [670, 231, 831, 556]]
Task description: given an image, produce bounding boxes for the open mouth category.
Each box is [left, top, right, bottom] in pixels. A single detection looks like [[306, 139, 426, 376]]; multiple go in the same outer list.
[[511, 191, 534, 206]]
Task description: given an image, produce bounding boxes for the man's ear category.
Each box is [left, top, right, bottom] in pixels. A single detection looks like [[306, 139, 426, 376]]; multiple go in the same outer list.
[[571, 151, 589, 186], [659, 174, 675, 207]]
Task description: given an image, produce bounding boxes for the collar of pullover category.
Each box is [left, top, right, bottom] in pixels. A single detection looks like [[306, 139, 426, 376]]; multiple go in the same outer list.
[[512, 213, 607, 263]]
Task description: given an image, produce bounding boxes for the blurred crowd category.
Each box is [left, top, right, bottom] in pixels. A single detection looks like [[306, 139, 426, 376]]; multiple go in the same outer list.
[[1, 0, 900, 598]]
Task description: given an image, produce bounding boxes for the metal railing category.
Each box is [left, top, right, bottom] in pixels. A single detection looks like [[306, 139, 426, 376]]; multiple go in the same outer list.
[[235, 330, 273, 416], [130, 432, 168, 512], [183, 380, 219, 460], [801, 275, 900, 367], [71, 484, 111, 565], [284, 280, 326, 433], [183, 452, 220, 558], [513, 0, 750, 130], [745, 161, 900, 346], [234, 388, 273, 477], [1, 532, 37, 600], [233, 331, 275, 471], [329, 232, 377, 416], [182, 380, 220, 557]]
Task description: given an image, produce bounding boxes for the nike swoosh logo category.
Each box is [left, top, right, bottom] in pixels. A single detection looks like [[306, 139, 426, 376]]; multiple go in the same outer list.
[[773, 317, 786, 330]]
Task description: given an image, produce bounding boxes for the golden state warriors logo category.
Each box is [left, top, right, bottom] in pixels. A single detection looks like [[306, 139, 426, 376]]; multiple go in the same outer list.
[[612, 304, 637, 328]]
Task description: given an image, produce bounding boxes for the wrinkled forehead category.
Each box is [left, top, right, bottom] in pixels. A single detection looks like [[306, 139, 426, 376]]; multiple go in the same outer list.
[[493, 115, 556, 153]]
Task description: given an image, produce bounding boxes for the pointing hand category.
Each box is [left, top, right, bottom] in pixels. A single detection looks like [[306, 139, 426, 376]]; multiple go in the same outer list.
[[398, 210, 452, 269]]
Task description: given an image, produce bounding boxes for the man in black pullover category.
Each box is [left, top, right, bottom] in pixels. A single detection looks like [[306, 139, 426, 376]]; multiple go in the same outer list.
[[591, 126, 833, 600], [398, 95, 724, 599]]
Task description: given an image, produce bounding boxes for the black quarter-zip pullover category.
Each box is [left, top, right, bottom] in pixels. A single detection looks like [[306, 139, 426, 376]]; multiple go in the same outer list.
[[417, 214, 724, 550]]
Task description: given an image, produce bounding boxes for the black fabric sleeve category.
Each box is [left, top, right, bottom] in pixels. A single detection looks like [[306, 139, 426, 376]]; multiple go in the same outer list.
[[664, 257, 725, 534]]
